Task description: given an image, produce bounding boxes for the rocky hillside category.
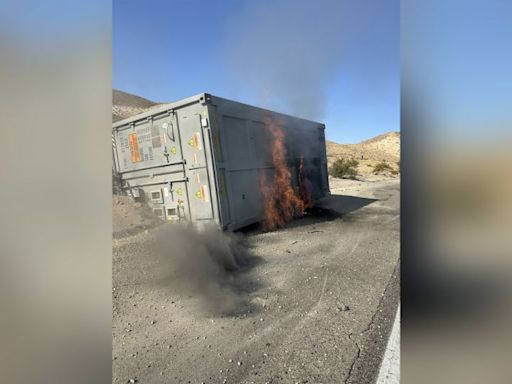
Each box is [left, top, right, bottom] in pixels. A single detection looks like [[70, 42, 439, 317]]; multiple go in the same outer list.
[[326, 132, 400, 175], [112, 89, 161, 122]]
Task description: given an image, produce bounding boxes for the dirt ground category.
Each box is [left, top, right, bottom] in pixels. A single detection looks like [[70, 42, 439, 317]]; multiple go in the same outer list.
[[112, 175, 400, 384], [113, 195, 164, 238]]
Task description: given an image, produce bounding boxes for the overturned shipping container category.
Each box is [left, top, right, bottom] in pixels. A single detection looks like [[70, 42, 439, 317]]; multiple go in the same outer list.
[[112, 93, 329, 230]]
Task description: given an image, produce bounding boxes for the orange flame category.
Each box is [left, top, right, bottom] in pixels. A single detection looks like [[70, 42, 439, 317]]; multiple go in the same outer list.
[[259, 117, 312, 231]]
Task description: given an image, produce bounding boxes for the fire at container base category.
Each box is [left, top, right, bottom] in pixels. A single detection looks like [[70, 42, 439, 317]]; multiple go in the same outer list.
[[112, 93, 330, 231]]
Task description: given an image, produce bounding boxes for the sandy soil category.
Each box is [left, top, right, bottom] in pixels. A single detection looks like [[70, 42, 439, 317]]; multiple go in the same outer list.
[[112, 176, 400, 383]]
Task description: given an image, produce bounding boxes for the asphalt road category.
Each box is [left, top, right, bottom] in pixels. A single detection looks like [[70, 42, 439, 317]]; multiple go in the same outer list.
[[112, 177, 400, 384]]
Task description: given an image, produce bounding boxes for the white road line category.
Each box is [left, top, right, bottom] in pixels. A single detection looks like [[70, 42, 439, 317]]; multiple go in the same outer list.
[[319, 268, 329, 302], [376, 304, 400, 384]]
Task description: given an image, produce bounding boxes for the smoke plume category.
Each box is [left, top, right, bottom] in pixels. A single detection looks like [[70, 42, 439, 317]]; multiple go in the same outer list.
[[152, 223, 257, 315], [224, 0, 345, 120]]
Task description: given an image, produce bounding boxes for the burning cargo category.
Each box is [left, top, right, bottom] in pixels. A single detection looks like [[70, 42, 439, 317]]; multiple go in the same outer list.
[[112, 93, 329, 230]]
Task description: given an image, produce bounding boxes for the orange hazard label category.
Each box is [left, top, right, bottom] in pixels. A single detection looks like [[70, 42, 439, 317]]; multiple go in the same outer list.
[[128, 133, 141, 163], [193, 132, 202, 150], [200, 185, 209, 202]]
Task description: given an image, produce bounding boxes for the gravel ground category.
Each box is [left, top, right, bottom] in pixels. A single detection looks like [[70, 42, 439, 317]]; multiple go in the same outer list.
[[112, 176, 400, 384], [113, 195, 162, 238]]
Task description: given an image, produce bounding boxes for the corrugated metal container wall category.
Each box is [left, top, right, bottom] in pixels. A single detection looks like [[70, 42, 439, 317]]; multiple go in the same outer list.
[[112, 93, 329, 230]]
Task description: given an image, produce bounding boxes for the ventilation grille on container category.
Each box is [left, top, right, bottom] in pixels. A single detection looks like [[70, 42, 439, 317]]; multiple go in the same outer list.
[[153, 208, 164, 217], [150, 190, 163, 203], [167, 208, 177, 216]]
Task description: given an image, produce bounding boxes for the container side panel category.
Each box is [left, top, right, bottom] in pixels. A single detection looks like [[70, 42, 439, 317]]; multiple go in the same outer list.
[[112, 97, 220, 226], [228, 169, 262, 225], [144, 181, 190, 222], [223, 116, 254, 163], [113, 94, 329, 231], [177, 107, 215, 221], [210, 96, 329, 230], [251, 121, 273, 166], [115, 113, 179, 173]]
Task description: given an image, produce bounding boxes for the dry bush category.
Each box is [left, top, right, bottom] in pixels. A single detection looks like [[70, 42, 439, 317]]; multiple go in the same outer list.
[[329, 158, 359, 179], [373, 161, 393, 174]]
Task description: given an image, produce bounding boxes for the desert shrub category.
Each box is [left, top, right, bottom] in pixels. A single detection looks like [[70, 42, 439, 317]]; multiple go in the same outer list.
[[391, 170, 398, 176], [373, 161, 392, 174], [348, 158, 359, 167], [329, 158, 359, 179]]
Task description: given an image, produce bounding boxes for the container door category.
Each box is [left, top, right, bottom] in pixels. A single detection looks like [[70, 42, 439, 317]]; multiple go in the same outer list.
[[162, 181, 188, 221], [152, 113, 183, 165], [178, 111, 214, 220]]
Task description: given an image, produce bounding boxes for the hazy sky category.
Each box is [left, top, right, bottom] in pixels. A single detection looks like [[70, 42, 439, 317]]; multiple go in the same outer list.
[[113, 0, 400, 144]]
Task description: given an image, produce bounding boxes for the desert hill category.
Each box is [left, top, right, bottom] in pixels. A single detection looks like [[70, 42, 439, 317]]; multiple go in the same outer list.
[[326, 132, 400, 162], [112, 89, 161, 122], [326, 132, 400, 175]]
